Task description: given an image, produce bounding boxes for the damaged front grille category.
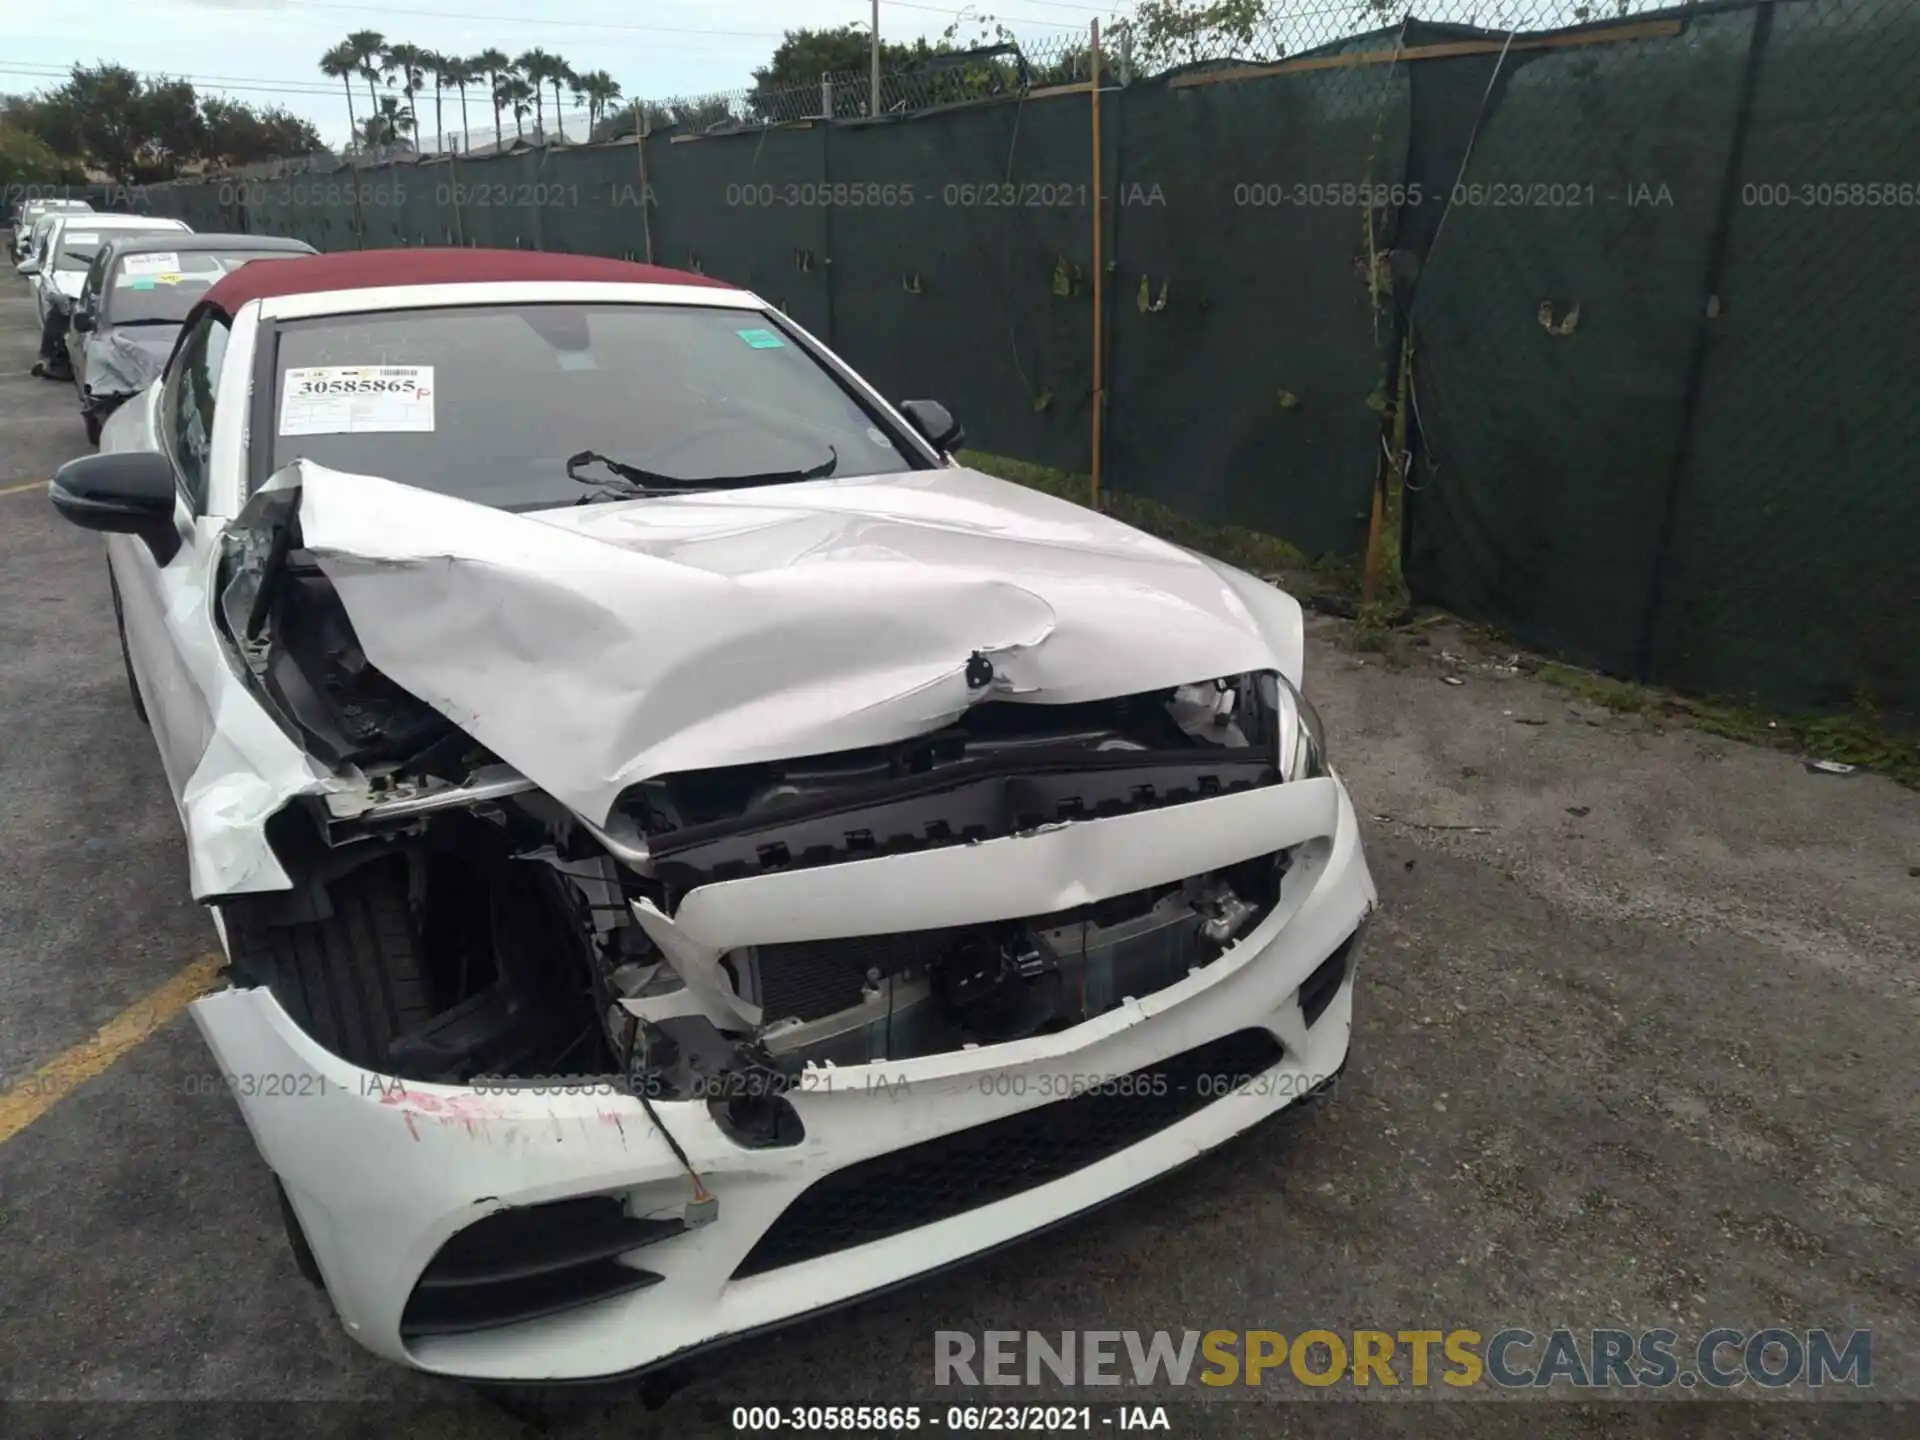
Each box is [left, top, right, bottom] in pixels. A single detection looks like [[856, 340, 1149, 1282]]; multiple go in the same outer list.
[[732, 1028, 1287, 1278], [723, 853, 1285, 1070]]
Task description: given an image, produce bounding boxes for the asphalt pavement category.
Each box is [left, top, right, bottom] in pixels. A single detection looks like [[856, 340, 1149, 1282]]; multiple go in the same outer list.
[[0, 261, 1914, 1440]]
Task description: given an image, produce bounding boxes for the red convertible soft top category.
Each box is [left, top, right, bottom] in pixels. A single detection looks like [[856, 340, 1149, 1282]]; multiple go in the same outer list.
[[200, 246, 734, 317]]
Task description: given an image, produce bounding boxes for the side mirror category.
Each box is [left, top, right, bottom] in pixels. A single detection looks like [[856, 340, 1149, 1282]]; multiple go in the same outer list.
[[898, 399, 964, 455], [72, 310, 95, 333], [48, 450, 182, 565]]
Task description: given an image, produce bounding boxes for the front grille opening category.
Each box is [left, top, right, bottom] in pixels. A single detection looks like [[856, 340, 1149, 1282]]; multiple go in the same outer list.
[[1299, 930, 1359, 1028], [733, 852, 1288, 1070], [732, 1028, 1285, 1278], [401, 1195, 679, 1339]]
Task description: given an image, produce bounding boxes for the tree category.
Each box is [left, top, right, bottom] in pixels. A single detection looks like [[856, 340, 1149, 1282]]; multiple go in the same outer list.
[[1129, 0, 1282, 69], [443, 56, 477, 153], [496, 74, 535, 141], [362, 93, 410, 149], [383, 43, 429, 142], [201, 97, 323, 167], [422, 50, 452, 151], [24, 65, 203, 183], [319, 42, 359, 149], [346, 30, 387, 129], [749, 26, 929, 119], [0, 121, 81, 192], [515, 49, 570, 142], [5, 69, 317, 181], [574, 69, 622, 136], [472, 48, 511, 148]]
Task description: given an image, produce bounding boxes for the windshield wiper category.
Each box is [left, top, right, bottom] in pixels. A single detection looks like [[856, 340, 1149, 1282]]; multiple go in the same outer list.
[[111, 317, 186, 328], [566, 446, 838, 500]]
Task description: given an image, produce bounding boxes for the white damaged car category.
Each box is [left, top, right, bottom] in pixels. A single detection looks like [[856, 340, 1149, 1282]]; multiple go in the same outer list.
[[48, 248, 1376, 1387]]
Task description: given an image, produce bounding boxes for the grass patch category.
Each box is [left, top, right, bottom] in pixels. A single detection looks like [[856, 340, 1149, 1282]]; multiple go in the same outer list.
[[1538, 662, 1920, 788]]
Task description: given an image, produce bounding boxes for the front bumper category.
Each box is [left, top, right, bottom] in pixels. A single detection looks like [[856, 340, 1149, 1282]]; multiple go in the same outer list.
[[192, 775, 1376, 1383]]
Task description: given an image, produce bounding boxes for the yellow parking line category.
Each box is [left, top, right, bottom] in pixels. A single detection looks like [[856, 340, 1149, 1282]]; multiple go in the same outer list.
[[0, 954, 225, 1147], [0, 478, 47, 499]]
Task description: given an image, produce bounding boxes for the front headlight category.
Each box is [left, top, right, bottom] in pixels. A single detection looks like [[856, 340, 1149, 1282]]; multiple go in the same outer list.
[[1265, 672, 1328, 780]]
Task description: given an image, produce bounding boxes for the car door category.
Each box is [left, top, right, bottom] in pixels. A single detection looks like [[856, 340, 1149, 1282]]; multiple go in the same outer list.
[[107, 309, 229, 802], [30, 220, 60, 321], [68, 248, 112, 386]]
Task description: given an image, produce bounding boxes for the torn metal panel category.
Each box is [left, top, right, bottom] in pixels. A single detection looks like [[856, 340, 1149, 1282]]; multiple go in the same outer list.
[[255, 461, 1295, 827]]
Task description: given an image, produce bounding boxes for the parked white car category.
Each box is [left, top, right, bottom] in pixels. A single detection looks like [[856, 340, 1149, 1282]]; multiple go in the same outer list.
[[48, 248, 1375, 1390], [24, 212, 191, 315], [10, 196, 92, 262]]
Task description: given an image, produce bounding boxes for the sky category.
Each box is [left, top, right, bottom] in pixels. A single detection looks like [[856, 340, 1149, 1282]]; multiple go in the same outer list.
[[0, 0, 1115, 147]]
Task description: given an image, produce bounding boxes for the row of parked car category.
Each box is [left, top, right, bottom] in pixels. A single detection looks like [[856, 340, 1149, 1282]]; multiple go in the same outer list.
[[11, 197, 313, 442]]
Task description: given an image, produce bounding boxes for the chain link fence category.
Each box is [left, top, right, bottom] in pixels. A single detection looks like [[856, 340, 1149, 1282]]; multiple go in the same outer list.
[[139, 0, 1917, 724]]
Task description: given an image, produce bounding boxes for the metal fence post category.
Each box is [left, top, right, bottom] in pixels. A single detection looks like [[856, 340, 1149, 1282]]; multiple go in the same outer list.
[[821, 73, 833, 119]]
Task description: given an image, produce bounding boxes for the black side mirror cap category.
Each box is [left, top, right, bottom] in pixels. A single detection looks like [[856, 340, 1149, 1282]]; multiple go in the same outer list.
[[48, 450, 181, 565], [898, 399, 964, 455]]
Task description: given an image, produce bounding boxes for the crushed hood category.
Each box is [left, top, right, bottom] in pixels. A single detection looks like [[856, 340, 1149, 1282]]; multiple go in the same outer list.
[[247, 461, 1296, 826], [84, 325, 178, 398]]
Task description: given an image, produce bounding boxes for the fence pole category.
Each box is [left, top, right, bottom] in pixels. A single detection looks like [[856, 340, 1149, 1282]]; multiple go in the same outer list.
[[821, 72, 833, 120], [633, 101, 656, 265], [1089, 19, 1105, 510], [871, 0, 882, 116]]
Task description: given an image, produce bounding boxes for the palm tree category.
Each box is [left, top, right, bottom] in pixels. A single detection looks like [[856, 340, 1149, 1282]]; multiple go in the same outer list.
[[516, 49, 569, 142], [346, 30, 386, 128], [422, 50, 452, 152], [498, 74, 536, 141], [576, 70, 622, 136], [363, 93, 409, 149], [472, 48, 511, 148], [383, 43, 430, 142], [319, 42, 359, 151], [443, 56, 476, 152], [549, 59, 578, 142]]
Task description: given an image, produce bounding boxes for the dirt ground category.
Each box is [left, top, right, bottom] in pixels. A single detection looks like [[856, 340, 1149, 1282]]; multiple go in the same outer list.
[[0, 263, 1914, 1439]]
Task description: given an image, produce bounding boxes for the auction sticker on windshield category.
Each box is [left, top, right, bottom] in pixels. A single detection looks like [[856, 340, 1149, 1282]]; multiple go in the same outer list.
[[120, 252, 181, 277], [280, 365, 436, 436]]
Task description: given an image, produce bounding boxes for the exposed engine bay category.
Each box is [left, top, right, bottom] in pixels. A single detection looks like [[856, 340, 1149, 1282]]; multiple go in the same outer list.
[[212, 500, 1301, 1139]]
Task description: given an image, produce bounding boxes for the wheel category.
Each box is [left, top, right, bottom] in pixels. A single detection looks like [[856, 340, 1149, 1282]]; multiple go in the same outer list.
[[106, 564, 147, 725], [223, 857, 435, 1073]]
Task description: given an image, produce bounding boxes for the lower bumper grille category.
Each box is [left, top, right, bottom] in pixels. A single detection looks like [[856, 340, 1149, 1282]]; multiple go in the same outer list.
[[733, 1028, 1285, 1278], [401, 1196, 678, 1339]]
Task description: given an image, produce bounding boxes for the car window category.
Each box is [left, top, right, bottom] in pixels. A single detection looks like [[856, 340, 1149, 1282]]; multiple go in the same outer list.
[[103, 251, 300, 326], [55, 224, 183, 275], [265, 302, 926, 511], [82, 249, 111, 305], [164, 315, 229, 514]]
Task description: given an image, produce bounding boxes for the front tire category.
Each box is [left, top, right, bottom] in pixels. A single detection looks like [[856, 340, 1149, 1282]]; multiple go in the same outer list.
[[223, 858, 435, 1073], [106, 564, 147, 725]]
